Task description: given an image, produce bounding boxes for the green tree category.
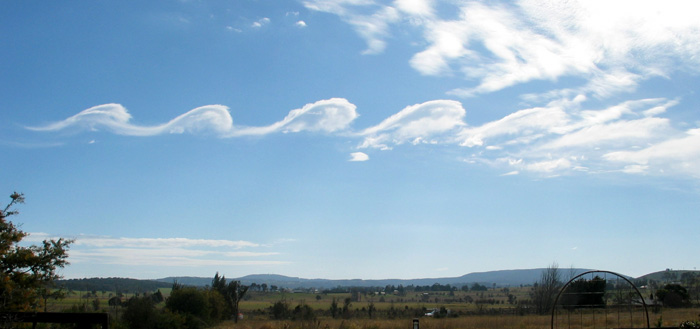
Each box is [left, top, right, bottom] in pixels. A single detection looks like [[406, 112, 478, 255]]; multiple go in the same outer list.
[[367, 301, 376, 319], [342, 297, 352, 318], [211, 272, 249, 323], [329, 297, 339, 318], [166, 287, 211, 323], [271, 299, 291, 320], [656, 284, 690, 307], [122, 296, 158, 329], [151, 289, 164, 304], [123, 296, 187, 329], [0, 192, 72, 312], [292, 302, 315, 322]]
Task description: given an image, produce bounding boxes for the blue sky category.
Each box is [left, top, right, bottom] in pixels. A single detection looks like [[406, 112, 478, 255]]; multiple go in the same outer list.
[[2, 0, 699, 280]]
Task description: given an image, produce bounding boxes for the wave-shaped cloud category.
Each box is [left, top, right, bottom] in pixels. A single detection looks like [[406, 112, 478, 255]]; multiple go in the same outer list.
[[228, 98, 358, 136], [27, 103, 233, 136], [27, 98, 358, 138], [358, 100, 466, 150], [24, 96, 700, 178]]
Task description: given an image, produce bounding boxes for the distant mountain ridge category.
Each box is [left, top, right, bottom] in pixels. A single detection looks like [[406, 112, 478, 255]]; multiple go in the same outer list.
[[60, 269, 698, 293], [156, 268, 596, 289]]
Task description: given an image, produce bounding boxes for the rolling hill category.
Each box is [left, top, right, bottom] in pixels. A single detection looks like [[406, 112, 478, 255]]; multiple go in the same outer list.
[[156, 268, 596, 289]]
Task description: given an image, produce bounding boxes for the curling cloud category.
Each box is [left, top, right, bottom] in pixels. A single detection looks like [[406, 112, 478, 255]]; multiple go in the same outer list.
[[229, 98, 358, 136], [27, 98, 358, 138], [27, 103, 234, 136], [358, 100, 466, 150], [25, 95, 700, 179]]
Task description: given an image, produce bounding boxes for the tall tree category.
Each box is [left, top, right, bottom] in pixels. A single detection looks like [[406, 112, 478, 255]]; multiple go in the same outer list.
[[530, 262, 562, 315], [211, 272, 249, 323], [0, 192, 72, 312]]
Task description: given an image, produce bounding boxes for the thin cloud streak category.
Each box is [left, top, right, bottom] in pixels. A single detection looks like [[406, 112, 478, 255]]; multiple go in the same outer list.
[[27, 233, 260, 249], [28, 233, 288, 268], [69, 249, 289, 267]]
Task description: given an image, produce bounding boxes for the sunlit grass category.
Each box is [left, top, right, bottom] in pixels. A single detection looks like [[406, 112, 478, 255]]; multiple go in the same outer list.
[[210, 308, 700, 329]]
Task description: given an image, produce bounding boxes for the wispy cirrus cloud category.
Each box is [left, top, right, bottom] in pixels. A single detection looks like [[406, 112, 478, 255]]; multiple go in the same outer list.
[[305, 0, 700, 97], [457, 97, 686, 176], [304, 0, 400, 54], [603, 129, 700, 178]]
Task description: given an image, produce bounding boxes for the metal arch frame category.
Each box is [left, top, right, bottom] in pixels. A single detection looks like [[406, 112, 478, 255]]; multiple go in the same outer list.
[[551, 270, 650, 329]]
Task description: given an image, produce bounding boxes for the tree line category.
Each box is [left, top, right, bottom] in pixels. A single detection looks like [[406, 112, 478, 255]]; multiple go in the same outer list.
[[57, 277, 171, 295]]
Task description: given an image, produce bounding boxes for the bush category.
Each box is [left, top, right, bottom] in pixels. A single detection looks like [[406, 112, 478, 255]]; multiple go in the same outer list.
[[165, 286, 229, 328], [122, 296, 158, 329], [293, 303, 316, 321], [271, 300, 291, 319], [167, 287, 211, 323]]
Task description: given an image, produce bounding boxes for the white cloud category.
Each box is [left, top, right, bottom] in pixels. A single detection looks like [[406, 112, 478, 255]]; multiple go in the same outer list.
[[305, 0, 700, 99], [26, 95, 699, 179], [304, 1, 400, 54], [457, 104, 570, 147], [349, 152, 369, 161], [603, 129, 700, 178], [27, 98, 358, 138], [26, 233, 260, 249], [28, 233, 287, 268], [229, 98, 358, 136], [453, 95, 694, 177], [394, 0, 434, 17], [525, 157, 572, 173], [26, 104, 233, 137], [296, 20, 307, 27], [252, 17, 271, 28], [226, 26, 242, 33], [69, 249, 287, 267], [358, 99, 465, 149]]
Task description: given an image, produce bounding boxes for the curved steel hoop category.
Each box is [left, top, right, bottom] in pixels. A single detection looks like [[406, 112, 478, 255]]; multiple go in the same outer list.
[[551, 270, 649, 329]]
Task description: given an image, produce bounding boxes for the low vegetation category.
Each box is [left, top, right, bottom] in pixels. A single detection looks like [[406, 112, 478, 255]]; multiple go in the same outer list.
[[3, 192, 700, 328]]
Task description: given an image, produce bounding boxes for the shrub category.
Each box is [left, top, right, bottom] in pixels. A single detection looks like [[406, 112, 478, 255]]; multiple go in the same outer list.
[[122, 296, 158, 329], [167, 287, 211, 321]]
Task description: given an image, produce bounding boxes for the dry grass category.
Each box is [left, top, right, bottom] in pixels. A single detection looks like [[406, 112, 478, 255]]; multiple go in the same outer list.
[[211, 308, 700, 329]]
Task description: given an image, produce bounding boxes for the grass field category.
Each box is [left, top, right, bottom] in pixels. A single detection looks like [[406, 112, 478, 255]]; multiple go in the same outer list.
[[44, 287, 699, 329], [209, 308, 700, 329]]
